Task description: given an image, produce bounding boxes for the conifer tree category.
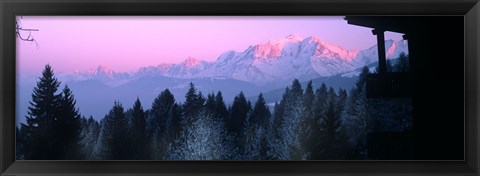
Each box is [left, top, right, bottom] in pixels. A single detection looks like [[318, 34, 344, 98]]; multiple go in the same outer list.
[[151, 89, 181, 159], [386, 59, 394, 72], [268, 79, 306, 160], [316, 87, 339, 159], [283, 79, 304, 159], [248, 93, 271, 126], [272, 87, 289, 130], [395, 52, 409, 72], [356, 66, 370, 94], [55, 85, 82, 159], [228, 91, 251, 155], [316, 87, 349, 159], [205, 93, 216, 114], [314, 83, 329, 120], [337, 88, 348, 113], [22, 64, 62, 159], [131, 98, 147, 159], [343, 65, 370, 159], [97, 101, 130, 160], [215, 91, 229, 122], [300, 80, 316, 159], [229, 92, 251, 134], [268, 88, 289, 159], [183, 82, 205, 123], [245, 93, 271, 159]]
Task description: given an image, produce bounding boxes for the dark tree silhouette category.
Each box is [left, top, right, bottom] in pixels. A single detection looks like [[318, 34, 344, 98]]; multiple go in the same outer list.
[[151, 89, 181, 159], [22, 64, 62, 159], [215, 91, 229, 122], [131, 98, 148, 159], [394, 52, 409, 72], [97, 101, 130, 160], [183, 82, 205, 124], [247, 93, 271, 159], [229, 92, 251, 134], [55, 85, 83, 159], [205, 93, 216, 114], [248, 93, 271, 126], [315, 87, 349, 159], [17, 64, 382, 160], [300, 80, 317, 159]]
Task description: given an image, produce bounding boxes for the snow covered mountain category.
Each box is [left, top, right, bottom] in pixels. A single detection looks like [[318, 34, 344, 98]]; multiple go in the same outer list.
[[61, 64, 134, 87], [62, 34, 407, 87], [18, 35, 408, 123]]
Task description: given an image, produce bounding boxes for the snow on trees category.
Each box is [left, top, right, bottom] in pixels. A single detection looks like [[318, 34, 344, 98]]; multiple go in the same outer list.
[[17, 65, 412, 160]]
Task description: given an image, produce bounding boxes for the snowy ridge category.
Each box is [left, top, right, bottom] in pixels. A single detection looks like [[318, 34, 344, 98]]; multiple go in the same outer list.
[[59, 35, 408, 87], [63, 65, 133, 87]]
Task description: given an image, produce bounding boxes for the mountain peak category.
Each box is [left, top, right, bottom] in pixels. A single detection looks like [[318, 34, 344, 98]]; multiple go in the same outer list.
[[272, 34, 303, 44], [183, 57, 201, 69], [304, 36, 320, 42], [90, 64, 115, 75], [251, 43, 282, 60], [249, 34, 303, 61], [284, 34, 303, 41]]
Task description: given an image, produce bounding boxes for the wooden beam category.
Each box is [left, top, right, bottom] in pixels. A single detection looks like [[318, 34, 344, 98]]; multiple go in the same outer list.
[[373, 29, 387, 74]]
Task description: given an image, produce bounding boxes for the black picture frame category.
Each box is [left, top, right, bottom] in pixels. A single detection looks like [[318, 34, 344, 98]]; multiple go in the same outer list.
[[1, 0, 479, 175]]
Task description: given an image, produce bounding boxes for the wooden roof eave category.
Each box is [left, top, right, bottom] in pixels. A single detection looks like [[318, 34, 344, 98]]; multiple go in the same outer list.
[[344, 16, 411, 34]]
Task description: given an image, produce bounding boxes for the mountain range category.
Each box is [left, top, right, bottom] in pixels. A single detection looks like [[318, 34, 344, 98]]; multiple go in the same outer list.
[[18, 34, 408, 123], [60, 34, 408, 87]]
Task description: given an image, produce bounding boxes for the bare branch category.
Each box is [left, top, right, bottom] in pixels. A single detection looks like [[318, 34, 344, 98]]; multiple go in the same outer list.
[[16, 16, 39, 47], [18, 28, 39, 32]]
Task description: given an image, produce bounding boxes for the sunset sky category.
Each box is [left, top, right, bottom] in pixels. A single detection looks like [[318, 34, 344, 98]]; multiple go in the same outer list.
[[17, 16, 403, 75]]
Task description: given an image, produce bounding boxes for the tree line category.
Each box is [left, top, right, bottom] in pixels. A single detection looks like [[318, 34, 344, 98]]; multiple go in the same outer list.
[[17, 54, 409, 160]]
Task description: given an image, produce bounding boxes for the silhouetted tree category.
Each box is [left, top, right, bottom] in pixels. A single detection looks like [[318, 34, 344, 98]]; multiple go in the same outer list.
[[97, 101, 130, 160], [248, 93, 271, 126], [394, 52, 409, 72], [131, 98, 148, 159], [272, 87, 289, 130], [356, 66, 370, 94], [314, 87, 350, 159], [55, 85, 83, 159], [337, 88, 348, 113], [205, 93, 216, 114], [229, 92, 251, 134], [228, 92, 251, 155], [299, 80, 317, 159], [151, 89, 181, 160], [244, 93, 271, 159], [387, 59, 394, 72], [22, 64, 62, 159], [183, 82, 205, 124], [215, 91, 229, 122]]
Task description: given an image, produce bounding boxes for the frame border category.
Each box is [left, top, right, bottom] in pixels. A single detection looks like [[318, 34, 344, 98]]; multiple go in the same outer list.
[[1, 0, 479, 175]]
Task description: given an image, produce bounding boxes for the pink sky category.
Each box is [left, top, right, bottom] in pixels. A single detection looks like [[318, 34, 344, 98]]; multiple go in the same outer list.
[[17, 16, 403, 75]]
